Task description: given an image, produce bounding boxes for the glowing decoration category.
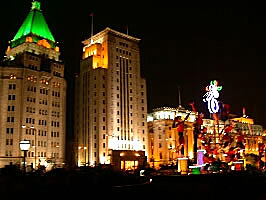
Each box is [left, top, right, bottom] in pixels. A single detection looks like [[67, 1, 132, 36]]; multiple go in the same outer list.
[[197, 150, 205, 166], [203, 80, 222, 114], [11, 1, 55, 48]]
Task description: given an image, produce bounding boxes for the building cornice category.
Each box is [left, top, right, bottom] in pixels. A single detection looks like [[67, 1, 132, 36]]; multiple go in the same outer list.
[[82, 27, 140, 46]]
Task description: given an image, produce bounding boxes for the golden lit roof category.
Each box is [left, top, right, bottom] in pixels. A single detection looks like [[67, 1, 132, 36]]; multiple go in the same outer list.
[[232, 117, 254, 125], [82, 27, 140, 46]]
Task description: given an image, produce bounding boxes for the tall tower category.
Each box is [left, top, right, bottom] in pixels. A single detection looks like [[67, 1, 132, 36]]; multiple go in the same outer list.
[[0, 1, 66, 169], [75, 28, 148, 167]]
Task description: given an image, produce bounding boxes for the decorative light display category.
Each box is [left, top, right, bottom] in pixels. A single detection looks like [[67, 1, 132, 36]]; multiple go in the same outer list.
[[203, 80, 222, 114]]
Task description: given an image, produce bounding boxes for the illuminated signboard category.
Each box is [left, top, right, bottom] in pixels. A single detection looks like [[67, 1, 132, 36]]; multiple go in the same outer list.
[[203, 80, 222, 114]]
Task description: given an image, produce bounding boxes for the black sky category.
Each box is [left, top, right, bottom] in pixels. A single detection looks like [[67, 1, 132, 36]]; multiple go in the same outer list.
[[0, 1, 266, 127]]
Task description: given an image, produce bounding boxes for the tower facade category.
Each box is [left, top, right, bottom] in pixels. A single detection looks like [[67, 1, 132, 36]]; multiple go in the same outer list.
[[0, 1, 66, 169], [75, 28, 148, 166]]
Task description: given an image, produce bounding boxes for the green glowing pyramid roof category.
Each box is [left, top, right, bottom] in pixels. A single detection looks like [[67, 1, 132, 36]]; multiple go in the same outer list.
[[12, 1, 55, 44]]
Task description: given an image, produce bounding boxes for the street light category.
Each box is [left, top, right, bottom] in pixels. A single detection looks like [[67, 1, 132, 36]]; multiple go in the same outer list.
[[20, 140, 30, 174], [84, 147, 87, 166]]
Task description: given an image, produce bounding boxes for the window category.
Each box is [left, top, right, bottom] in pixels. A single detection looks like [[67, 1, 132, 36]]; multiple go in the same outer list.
[[7, 117, 14, 122], [8, 95, 16, 100], [8, 105, 15, 111]]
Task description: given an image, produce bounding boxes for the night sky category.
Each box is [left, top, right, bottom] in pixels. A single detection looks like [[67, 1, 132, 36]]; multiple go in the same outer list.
[[0, 1, 266, 127]]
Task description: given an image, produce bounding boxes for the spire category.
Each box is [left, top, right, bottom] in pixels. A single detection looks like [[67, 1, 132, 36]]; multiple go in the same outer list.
[[178, 86, 182, 108], [31, 1, 41, 11], [11, 1, 55, 48]]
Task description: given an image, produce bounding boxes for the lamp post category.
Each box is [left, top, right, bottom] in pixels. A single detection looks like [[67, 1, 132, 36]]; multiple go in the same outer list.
[[78, 146, 82, 167], [84, 147, 87, 166], [20, 140, 30, 174]]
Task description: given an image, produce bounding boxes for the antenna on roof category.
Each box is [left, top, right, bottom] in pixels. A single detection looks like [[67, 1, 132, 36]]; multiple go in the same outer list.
[[90, 12, 94, 43], [125, 25, 129, 35], [178, 86, 182, 108]]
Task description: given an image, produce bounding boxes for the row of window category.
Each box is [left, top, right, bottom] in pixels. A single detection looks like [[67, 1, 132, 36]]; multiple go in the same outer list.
[[53, 71, 62, 77], [26, 152, 60, 159], [51, 142, 60, 148], [7, 105, 15, 111], [27, 96, 35, 103], [51, 121, 60, 127], [118, 42, 129, 48], [6, 138, 59, 150], [6, 139, 13, 145], [28, 64, 38, 70], [39, 109, 48, 115], [51, 111, 60, 118], [52, 90, 60, 97], [40, 88, 49, 95], [8, 95, 16, 100], [11, 96, 59, 106], [25, 129, 60, 138], [51, 131, 60, 137], [7, 117, 15, 122], [26, 128, 36, 135], [26, 117, 35, 124], [6, 128, 14, 134], [40, 99, 48, 105], [116, 47, 132, 56], [52, 101, 60, 107], [8, 84, 16, 90], [27, 86, 36, 92]]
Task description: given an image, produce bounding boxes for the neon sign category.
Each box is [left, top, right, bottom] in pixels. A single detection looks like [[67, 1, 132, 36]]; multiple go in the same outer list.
[[203, 80, 222, 114]]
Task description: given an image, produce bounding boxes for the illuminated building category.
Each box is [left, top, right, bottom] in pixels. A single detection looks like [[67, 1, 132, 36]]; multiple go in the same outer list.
[[75, 28, 148, 168], [0, 1, 66, 169], [148, 106, 266, 170], [147, 107, 196, 169], [199, 115, 265, 165]]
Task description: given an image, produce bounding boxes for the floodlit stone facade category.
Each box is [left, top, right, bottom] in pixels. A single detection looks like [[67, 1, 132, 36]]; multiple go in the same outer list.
[[75, 28, 148, 166]]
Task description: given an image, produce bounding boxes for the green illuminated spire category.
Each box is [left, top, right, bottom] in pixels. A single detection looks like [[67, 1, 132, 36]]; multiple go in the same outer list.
[[11, 1, 55, 48]]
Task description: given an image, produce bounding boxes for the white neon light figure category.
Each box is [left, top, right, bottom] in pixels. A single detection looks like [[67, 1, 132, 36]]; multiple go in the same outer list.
[[203, 80, 222, 114]]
